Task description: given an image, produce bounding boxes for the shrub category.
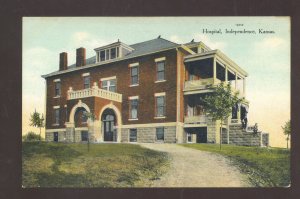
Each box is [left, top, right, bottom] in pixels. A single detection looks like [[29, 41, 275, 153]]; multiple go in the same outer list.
[[23, 132, 42, 142]]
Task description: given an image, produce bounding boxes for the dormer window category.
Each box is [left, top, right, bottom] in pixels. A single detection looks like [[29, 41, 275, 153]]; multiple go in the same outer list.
[[100, 51, 105, 61], [94, 41, 134, 63]]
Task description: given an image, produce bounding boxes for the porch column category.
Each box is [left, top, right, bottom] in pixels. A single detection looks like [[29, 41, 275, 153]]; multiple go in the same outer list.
[[213, 56, 216, 84]]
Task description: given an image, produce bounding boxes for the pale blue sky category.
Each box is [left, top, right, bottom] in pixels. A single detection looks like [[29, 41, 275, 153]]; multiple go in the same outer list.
[[22, 17, 290, 147]]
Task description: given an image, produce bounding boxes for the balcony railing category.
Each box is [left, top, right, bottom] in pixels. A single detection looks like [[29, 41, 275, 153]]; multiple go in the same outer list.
[[67, 85, 122, 102], [184, 115, 207, 124], [184, 78, 221, 91]]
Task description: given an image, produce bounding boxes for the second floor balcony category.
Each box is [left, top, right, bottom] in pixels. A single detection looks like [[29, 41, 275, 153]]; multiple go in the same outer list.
[[184, 114, 207, 124], [67, 84, 122, 103]]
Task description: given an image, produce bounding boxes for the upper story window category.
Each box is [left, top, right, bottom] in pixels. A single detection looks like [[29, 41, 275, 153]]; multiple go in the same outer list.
[[156, 61, 165, 81], [155, 57, 166, 82], [129, 63, 139, 86], [129, 96, 139, 120], [97, 47, 120, 62], [53, 79, 61, 97], [101, 77, 116, 92], [100, 50, 105, 61], [155, 92, 166, 117], [83, 75, 90, 89], [55, 82, 61, 96]]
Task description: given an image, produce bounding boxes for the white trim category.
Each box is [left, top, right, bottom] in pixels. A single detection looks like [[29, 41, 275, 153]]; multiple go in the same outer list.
[[128, 118, 139, 121], [155, 57, 166, 62], [154, 92, 166, 97], [53, 96, 60, 99], [69, 100, 91, 123], [75, 127, 88, 131], [154, 116, 166, 119], [52, 124, 59, 126], [53, 105, 60, 109], [100, 76, 116, 81], [53, 79, 61, 82], [184, 123, 207, 128], [129, 84, 139, 87], [129, 62, 139, 67], [82, 72, 90, 77], [128, 96, 139, 100], [46, 129, 66, 133], [122, 122, 177, 128], [155, 80, 166, 83]]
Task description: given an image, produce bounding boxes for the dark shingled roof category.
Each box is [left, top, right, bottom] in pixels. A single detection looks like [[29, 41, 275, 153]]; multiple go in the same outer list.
[[45, 38, 180, 77]]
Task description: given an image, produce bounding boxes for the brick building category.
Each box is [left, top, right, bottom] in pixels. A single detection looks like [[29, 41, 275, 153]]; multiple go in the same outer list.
[[42, 37, 268, 146]]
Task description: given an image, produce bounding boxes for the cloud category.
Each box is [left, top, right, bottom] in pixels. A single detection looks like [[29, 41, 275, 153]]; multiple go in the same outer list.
[[255, 36, 285, 49]]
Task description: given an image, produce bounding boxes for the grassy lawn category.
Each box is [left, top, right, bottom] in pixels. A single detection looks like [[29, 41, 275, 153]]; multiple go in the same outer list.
[[181, 144, 290, 187], [22, 142, 169, 187]]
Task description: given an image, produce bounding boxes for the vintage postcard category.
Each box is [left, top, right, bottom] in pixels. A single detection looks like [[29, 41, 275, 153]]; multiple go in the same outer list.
[[22, 17, 290, 188]]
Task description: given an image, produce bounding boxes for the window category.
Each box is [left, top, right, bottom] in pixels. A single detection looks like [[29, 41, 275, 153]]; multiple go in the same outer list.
[[129, 129, 137, 142], [53, 132, 58, 142], [116, 47, 119, 57], [156, 127, 164, 141], [101, 79, 116, 92], [55, 82, 61, 96], [129, 98, 138, 119], [100, 50, 105, 61], [84, 76, 90, 89], [156, 61, 165, 81], [110, 48, 116, 59], [97, 47, 120, 62], [155, 95, 166, 117], [54, 109, 60, 124], [130, 66, 139, 85], [105, 49, 109, 60], [81, 131, 88, 141]]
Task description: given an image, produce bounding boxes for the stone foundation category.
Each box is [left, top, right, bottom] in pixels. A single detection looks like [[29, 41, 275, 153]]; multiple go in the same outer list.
[[121, 126, 177, 143], [229, 124, 262, 146]]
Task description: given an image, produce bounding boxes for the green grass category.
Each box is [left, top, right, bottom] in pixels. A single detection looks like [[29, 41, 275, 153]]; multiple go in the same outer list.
[[180, 144, 290, 187], [22, 142, 169, 187]]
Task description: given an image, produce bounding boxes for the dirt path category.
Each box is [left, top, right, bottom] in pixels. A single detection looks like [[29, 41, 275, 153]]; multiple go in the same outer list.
[[140, 143, 252, 187]]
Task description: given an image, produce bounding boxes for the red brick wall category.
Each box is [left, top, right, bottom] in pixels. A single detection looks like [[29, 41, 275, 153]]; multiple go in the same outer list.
[[45, 49, 178, 128]]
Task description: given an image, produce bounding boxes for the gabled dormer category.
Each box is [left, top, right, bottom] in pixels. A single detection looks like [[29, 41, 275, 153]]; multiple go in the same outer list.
[[94, 40, 134, 63]]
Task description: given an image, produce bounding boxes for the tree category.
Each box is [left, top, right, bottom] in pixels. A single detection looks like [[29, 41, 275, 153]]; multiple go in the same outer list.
[[282, 120, 291, 149], [201, 82, 244, 150], [29, 110, 45, 142]]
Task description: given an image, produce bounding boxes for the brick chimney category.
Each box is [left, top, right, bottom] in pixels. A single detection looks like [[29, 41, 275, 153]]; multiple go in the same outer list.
[[76, 47, 86, 67], [59, 52, 68, 71]]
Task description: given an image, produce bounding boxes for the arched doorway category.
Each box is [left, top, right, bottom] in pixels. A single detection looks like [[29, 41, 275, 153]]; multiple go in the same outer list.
[[101, 108, 117, 142], [74, 107, 88, 127]]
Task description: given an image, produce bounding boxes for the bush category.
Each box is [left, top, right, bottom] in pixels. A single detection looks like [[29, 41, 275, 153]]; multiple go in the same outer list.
[[23, 132, 42, 142]]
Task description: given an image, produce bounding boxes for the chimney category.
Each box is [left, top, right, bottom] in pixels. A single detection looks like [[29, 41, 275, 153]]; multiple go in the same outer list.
[[59, 52, 68, 71], [76, 47, 86, 67]]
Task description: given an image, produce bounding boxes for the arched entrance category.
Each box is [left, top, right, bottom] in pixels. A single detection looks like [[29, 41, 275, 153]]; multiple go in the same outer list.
[[74, 107, 88, 127], [101, 108, 117, 142]]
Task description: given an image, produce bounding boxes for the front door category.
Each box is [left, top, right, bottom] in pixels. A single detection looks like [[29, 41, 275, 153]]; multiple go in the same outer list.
[[103, 119, 114, 141]]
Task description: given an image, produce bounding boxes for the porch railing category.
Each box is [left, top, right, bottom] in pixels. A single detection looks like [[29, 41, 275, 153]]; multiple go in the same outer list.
[[184, 115, 207, 124], [67, 86, 122, 103], [184, 78, 221, 91]]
